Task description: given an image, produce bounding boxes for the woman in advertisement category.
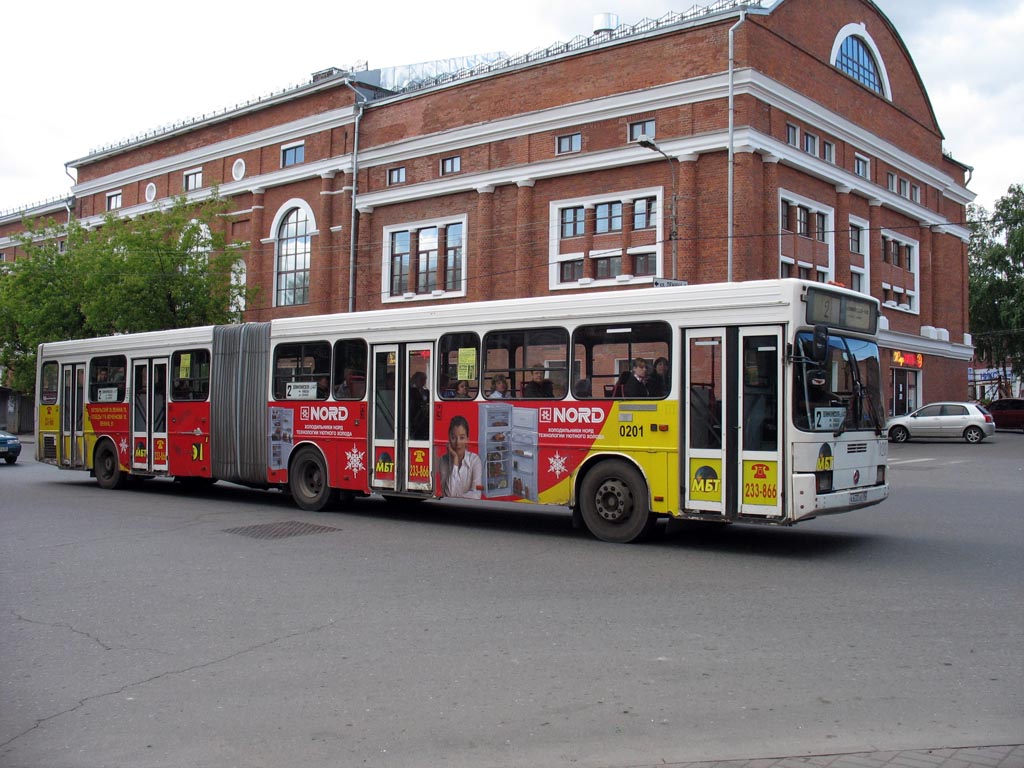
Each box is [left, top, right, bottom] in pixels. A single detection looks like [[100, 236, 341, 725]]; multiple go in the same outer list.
[[437, 415, 482, 499]]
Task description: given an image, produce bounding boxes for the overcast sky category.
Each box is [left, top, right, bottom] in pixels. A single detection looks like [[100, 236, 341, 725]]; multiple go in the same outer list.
[[2, 0, 1020, 216]]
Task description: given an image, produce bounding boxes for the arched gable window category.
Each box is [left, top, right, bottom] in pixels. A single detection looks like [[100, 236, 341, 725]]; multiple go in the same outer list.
[[831, 23, 891, 100], [271, 200, 316, 307]]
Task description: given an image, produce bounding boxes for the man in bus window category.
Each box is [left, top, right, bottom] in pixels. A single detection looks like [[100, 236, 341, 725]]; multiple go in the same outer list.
[[409, 371, 430, 440], [622, 358, 653, 397]]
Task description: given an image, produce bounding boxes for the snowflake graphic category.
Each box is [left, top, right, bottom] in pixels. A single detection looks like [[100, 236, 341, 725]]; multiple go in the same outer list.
[[547, 451, 568, 479], [118, 436, 129, 455], [345, 444, 366, 476]]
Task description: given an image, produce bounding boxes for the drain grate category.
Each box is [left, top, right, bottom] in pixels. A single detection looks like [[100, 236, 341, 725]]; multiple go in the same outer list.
[[222, 520, 341, 540]]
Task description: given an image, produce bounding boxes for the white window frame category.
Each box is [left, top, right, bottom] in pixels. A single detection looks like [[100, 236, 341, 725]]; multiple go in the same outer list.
[[848, 214, 870, 296], [548, 188, 661, 291], [556, 133, 582, 155], [887, 172, 897, 192], [910, 184, 921, 204], [786, 123, 799, 147], [854, 154, 870, 180], [822, 141, 835, 164], [778, 189, 835, 282], [267, 199, 318, 308], [281, 141, 305, 168], [628, 119, 655, 142], [106, 190, 122, 211], [803, 132, 818, 155], [183, 168, 203, 192], [440, 156, 461, 175], [381, 214, 468, 304], [880, 227, 920, 315], [388, 167, 407, 186]]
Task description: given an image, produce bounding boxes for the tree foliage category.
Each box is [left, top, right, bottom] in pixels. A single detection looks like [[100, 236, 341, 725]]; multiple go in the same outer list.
[[968, 183, 1024, 378], [0, 194, 250, 393]]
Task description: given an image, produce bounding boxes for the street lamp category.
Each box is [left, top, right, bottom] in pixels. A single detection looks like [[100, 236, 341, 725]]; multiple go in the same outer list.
[[637, 134, 678, 281]]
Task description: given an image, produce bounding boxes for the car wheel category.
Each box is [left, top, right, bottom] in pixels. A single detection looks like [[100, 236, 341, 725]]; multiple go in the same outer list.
[[94, 440, 127, 489], [289, 447, 337, 511], [5, 455, 16, 464], [579, 459, 656, 543], [963, 425, 985, 444], [889, 425, 910, 443]]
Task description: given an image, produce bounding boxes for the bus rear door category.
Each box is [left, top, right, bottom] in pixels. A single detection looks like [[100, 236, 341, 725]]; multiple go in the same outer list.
[[131, 358, 169, 474], [60, 363, 86, 469], [369, 343, 434, 495]]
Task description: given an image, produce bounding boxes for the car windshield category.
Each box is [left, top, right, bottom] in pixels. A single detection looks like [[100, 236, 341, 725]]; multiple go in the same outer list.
[[793, 332, 884, 434]]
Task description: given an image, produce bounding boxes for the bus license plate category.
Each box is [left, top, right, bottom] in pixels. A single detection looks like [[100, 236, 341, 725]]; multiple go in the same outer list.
[[849, 491, 867, 503]]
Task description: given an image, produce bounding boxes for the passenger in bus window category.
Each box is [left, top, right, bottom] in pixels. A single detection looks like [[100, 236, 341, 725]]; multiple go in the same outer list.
[[649, 356, 670, 396], [622, 358, 653, 398], [335, 368, 365, 399], [409, 371, 430, 440], [487, 374, 510, 399], [316, 376, 331, 400], [523, 369, 553, 398], [573, 378, 592, 398], [454, 380, 472, 399], [437, 415, 481, 499]]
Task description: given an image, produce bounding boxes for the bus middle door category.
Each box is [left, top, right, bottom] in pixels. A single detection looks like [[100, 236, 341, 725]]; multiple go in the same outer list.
[[131, 358, 169, 474], [369, 343, 434, 495]]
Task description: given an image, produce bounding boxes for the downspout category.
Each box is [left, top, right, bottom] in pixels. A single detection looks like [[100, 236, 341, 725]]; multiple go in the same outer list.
[[342, 80, 366, 313], [727, 9, 747, 282], [63, 163, 76, 227]]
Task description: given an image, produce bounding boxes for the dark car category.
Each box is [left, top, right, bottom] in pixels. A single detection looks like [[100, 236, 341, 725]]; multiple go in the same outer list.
[[987, 398, 1024, 431], [0, 429, 22, 464]]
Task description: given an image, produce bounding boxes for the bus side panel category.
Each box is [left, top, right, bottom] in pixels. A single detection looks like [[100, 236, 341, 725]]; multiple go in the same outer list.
[[266, 401, 371, 493], [168, 401, 212, 478], [37, 404, 60, 465], [433, 400, 678, 513], [84, 402, 130, 473]]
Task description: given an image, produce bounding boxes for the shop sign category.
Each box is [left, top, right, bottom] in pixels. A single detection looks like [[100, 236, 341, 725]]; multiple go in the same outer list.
[[892, 350, 924, 369]]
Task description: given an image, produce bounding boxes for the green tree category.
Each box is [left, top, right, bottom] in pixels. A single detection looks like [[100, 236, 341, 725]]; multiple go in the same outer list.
[[0, 193, 250, 393], [968, 183, 1024, 389]]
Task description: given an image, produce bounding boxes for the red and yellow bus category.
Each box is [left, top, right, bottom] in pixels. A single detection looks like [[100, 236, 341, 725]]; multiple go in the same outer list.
[[36, 279, 888, 542]]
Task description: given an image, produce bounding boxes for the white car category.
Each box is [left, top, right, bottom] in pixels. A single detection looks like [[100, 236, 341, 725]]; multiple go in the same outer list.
[[886, 402, 995, 444]]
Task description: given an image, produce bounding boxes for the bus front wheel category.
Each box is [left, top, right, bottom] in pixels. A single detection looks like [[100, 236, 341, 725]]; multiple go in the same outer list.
[[579, 460, 656, 543], [289, 447, 337, 511], [94, 440, 127, 490]]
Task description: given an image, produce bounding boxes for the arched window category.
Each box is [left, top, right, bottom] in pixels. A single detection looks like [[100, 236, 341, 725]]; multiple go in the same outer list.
[[831, 24, 891, 99], [837, 35, 882, 94], [275, 206, 312, 306]]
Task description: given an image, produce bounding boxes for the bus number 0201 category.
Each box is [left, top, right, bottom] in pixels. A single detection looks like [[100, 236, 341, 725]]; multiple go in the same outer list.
[[619, 425, 644, 438]]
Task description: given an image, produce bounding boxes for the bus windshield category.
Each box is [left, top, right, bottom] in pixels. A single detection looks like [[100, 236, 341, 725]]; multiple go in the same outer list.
[[793, 332, 884, 435]]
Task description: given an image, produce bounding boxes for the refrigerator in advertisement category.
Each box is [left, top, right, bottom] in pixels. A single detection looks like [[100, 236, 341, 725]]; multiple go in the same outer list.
[[479, 402, 538, 501]]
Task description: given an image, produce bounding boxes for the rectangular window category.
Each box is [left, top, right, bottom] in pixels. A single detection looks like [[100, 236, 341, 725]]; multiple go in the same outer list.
[[273, 341, 331, 401], [903, 244, 914, 271], [89, 355, 127, 402], [444, 223, 464, 292], [438, 332, 481, 400], [633, 252, 656, 276], [388, 167, 406, 185], [910, 184, 921, 203], [332, 340, 368, 400], [184, 169, 202, 191], [106, 191, 122, 211], [556, 133, 582, 154], [560, 206, 585, 239], [595, 202, 622, 234], [850, 223, 863, 254], [281, 143, 305, 167], [899, 178, 909, 198], [171, 349, 211, 401], [417, 227, 439, 295], [441, 156, 461, 175], [850, 271, 864, 293], [484, 327, 570, 400], [628, 119, 655, 142], [887, 172, 897, 192], [390, 231, 411, 296], [803, 133, 818, 155], [891, 239, 901, 268], [572, 321, 671, 399], [815, 212, 827, 242], [593, 255, 622, 279], [786, 124, 799, 146], [796, 206, 810, 237], [560, 259, 584, 283], [633, 197, 656, 230], [854, 154, 870, 179], [822, 141, 834, 163], [780, 200, 791, 232]]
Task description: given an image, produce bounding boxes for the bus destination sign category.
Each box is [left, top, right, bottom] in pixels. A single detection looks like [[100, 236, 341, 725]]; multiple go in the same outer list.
[[804, 287, 877, 334]]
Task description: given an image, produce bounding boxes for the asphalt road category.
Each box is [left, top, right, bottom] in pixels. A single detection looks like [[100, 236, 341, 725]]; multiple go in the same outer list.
[[1, 431, 1021, 768]]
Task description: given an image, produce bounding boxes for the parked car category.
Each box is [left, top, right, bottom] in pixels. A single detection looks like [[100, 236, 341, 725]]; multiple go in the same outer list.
[[887, 402, 995, 444], [986, 398, 1024, 431], [0, 429, 22, 464]]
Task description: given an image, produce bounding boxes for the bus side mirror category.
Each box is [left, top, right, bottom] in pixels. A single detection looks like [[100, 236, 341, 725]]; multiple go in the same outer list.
[[812, 325, 829, 364]]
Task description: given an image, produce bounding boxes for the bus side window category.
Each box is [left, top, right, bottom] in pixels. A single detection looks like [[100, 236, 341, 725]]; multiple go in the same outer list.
[[171, 349, 211, 401], [333, 339, 368, 399]]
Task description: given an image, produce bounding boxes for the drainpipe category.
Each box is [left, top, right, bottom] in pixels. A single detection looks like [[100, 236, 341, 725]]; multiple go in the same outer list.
[[727, 9, 747, 282], [63, 163, 76, 227], [342, 80, 366, 313]]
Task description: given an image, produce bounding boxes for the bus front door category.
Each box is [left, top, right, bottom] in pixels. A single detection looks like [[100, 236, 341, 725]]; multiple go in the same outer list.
[[369, 343, 434, 495], [60, 363, 86, 469], [683, 327, 783, 518], [130, 358, 169, 474]]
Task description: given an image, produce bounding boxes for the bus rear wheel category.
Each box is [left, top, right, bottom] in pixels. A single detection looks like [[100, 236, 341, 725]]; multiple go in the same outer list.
[[579, 459, 656, 543], [289, 447, 337, 511], [94, 440, 127, 490]]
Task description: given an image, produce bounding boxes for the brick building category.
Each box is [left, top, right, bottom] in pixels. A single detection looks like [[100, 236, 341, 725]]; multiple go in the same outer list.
[[0, 0, 974, 417]]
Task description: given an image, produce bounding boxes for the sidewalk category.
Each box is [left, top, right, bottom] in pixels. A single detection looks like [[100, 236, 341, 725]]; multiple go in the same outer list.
[[638, 745, 1024, 768]]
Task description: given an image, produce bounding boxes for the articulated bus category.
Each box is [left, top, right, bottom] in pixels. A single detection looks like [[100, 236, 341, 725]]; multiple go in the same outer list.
[[36, 279, 888, 542]]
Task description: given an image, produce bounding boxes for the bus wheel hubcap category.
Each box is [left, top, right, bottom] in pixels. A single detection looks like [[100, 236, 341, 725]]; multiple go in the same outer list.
[[595, 480, 629, 522]]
